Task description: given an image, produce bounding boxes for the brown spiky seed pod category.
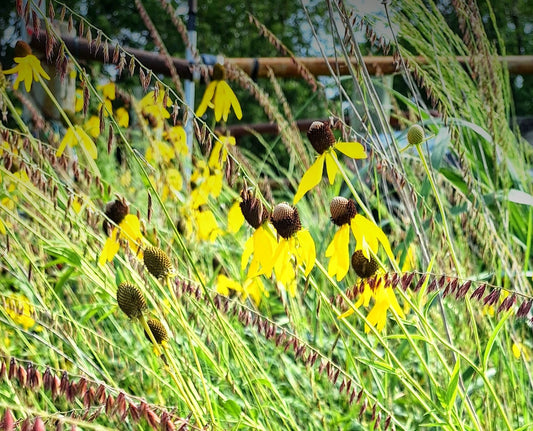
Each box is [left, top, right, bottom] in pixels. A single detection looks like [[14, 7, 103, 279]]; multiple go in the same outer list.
[[240, 188, 269, 229], [271, 203, 301, 239], [116, 282, 146, 319], [407, 124, 424, 146], [143, 246, 173, 279], [144, 318, 168, 344], [307, 121, 335, 154], [351, 250, 379, 278], [212, 63, 226, 81], [102, 198, 129, 234], [14, 40, 32, 58], [330, 197, 357, 226]]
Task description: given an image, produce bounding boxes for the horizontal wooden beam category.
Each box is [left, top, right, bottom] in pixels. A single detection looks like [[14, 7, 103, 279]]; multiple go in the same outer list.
[[30, 32, 533, 80]]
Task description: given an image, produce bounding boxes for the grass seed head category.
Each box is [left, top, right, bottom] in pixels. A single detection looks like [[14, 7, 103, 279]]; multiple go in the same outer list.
[[143, 246, 174, 279], [407, 124, 425, 146], [307, 121, 335, 154], [330, 197, 356, 226], [144, 318, 169, 344], [116, 282, 146, 319], [351, 250, 379, 278], [271, 203, 301, 239]]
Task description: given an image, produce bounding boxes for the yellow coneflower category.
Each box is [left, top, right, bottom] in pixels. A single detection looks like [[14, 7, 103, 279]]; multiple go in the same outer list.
[[196, 63, 242, 122], [3, 41, 50, 92], [293, 121, 366, 204]]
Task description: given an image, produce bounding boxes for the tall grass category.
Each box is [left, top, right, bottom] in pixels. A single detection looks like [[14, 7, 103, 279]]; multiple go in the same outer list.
[[1, 0, 532, 430]]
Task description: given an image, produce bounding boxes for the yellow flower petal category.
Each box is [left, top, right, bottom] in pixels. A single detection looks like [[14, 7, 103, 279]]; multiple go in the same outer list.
[[351, 214, 395, 264], [98, 229, 121, 265], [325, 151, 339, 185], [116, 107, 129, 127], [334, 141, 366, 159], [227, 201, 245, 233], [293, 153, 326, 204], [76, 126, 98, 159], [295, 229, 316, 276], [196, 81, 217, 117], [325, 224, 350, 281]]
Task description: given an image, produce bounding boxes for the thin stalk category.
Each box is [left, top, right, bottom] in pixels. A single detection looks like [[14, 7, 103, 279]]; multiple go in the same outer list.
[[139, 314, 205, 426], [166, 276, 216, 426]]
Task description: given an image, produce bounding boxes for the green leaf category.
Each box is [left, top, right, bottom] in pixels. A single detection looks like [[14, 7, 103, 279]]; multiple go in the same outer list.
[[482, 311, 511, 371], [445, 358, 461, 412], [439, 167, 469, 196]]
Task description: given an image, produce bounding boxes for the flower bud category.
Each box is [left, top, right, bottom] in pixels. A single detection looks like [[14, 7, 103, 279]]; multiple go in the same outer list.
[[116, 282, 146, 319], [143, 246, 174, 279], [144, 318, 168, 344], [407, 124, 424, 146]]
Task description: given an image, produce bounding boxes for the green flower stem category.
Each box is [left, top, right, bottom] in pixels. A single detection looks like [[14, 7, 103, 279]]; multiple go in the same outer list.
[[414, 144, 461, 274], [166, 276, 216, 426], [414, 144, 482, 356], [312, 261, 450, 428]]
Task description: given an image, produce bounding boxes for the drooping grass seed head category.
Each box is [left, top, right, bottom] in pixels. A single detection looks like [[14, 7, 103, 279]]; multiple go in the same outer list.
[[144, 318, 169, 344], [143, 246, 174, 279], [240, 188, 269, 229], [330, 197, 357, 226], [351, 250, 379, 278], [116, 282, 146, 319], [307, 121, 335, 154], [407, 124, 425, 146], [271, 203, 301, 239], [102, 198, 129, 235]]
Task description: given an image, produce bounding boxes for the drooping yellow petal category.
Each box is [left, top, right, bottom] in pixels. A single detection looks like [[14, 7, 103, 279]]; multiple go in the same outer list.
[[350, 214, 394, 264], [75, 126, 98, 159], [251, 224, 277, 276], [216, 274, 242, 297], [293, 153, 326, 204], [324, 151, 339, 185], [197, 210, 221, 241], [325, 224, 350, 281], [295, 229, 316, 276], [334, 141, 366, 159], [227, 200, 245, 233], [208, 140, 224, 169], [196, 81, 217, 117], [83, 116, 100, 138], [98, 229, 121, 265], [364, 285, 389, 333], [56, 127, 76, 157], [243, 277, 267, 305], [220, 80, 242, 120], [241, 235, 254, 271]]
